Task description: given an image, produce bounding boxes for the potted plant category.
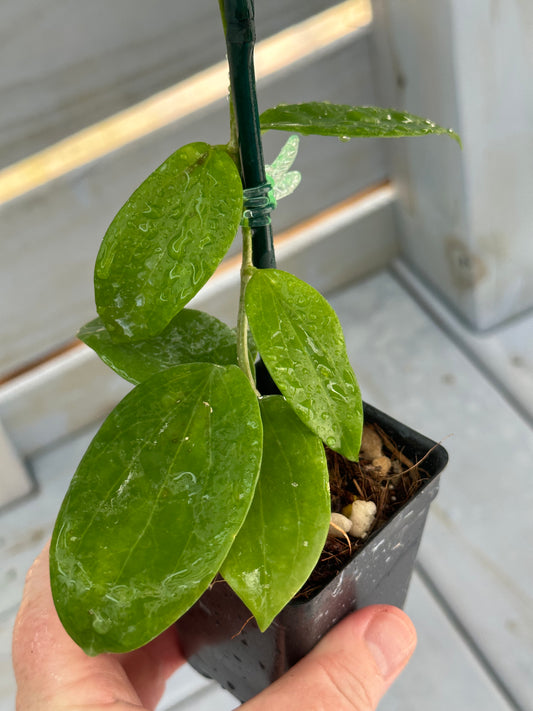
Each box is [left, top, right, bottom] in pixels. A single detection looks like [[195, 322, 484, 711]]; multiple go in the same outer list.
[[49, 0, 455, 701]]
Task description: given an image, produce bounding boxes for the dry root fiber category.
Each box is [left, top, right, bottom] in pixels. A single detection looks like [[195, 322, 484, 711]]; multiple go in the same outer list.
[[298, 422, 429, 600]]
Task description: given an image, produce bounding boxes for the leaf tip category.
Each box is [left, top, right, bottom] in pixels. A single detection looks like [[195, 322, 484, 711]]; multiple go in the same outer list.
[[257, 616, 274, 633], [449, 129, 463, 149]]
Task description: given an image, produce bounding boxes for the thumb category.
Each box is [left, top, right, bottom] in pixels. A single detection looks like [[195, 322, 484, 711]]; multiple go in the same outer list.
[[242, 605, 416, 711]]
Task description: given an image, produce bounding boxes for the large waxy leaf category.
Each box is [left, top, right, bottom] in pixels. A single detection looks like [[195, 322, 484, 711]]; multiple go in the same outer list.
[[94, 142, 243, 342], [260, 102, 461, 144], [222, 396, 330, 631], [50, 363, 262, 655], [78, 309, 252, 385], [245, 269, 362, 460]]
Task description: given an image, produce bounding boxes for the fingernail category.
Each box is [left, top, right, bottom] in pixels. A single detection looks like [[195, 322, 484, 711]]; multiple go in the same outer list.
[[363, 608, 416, 681]]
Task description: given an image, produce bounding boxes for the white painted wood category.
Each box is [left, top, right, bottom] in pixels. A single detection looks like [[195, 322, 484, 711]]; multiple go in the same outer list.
[[0, 188, 396, 458], [0, 1, 371, 206], [276, 184, 396, 293], [394, 259, 533, 426], [0, 0, 342, 168], [0, 37, 385, 379], [371, 0, 533, 330], [0, 423, 33, 509], [419, 512, 530, 711], [330, 272, 533, 709], [0, 346, 132, 458], [159, 674, 237, 711], [380, 574, 512, 711], [0, 423, 100, 616], [0, 608, 18, 711]]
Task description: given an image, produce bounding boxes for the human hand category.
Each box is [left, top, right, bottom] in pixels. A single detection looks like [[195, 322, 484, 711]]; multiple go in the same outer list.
[[13, 542, 183, 710], [13, 544, 416, 710]]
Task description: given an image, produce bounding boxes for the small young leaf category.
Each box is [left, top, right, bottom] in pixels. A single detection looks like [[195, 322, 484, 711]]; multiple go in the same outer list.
[[221, 395, 330, 631], [265, 135, 301, 202], [260, 102, 461, 144], [78, 309, 246, 384], [50, 363, 262, 655], [94, 142, 243, 342], [245, 269, 362, 460]]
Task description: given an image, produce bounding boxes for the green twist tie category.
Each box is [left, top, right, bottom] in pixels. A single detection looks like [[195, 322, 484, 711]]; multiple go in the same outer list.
[[242, 182, 275, 227], [241, 136, 301, 227]]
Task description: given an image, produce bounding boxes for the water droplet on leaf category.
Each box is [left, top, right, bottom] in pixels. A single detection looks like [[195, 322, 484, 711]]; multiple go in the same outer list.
[[92, 616, 111, 634]]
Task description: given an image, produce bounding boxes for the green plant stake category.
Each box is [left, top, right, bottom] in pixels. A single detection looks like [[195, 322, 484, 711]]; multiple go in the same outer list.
[[50, 0, 459, 655]]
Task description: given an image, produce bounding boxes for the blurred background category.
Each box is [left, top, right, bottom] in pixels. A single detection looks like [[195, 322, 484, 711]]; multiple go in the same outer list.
[[0, 1, 532, 709]]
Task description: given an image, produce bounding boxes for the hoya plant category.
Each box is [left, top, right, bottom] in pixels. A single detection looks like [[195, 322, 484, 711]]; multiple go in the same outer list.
[[50, 0, 459, 656]]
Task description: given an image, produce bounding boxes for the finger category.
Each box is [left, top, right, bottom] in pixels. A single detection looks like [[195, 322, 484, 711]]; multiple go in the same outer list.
[[116, 625, 184, 710], [12, 543, 184, 711], [13, 543, 141, 710], [242, 605, 417, 711]]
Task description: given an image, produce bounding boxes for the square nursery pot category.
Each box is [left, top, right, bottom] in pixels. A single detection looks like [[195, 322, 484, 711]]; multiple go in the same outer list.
[[176, 385, 448, 702]]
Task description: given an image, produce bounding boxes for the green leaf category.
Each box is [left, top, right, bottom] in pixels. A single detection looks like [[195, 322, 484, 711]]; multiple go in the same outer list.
[[78, 309, 249, 385], [245, 269, 362, 460], [260, 102, 461, 144], [50, 363, 262, 655], [222, 395, 330, 631], [94, 142, 243, 342]]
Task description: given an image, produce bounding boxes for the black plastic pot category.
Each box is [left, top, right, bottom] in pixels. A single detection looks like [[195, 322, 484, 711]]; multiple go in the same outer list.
[[176, 392, 448, 702]]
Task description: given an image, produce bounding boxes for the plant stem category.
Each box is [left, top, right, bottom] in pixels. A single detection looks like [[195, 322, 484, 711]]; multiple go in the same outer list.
[[237, 224, 259, 394], [227, 96, 240, 167], [219, 0, 240, 166], [221, 0, 276, 269]]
